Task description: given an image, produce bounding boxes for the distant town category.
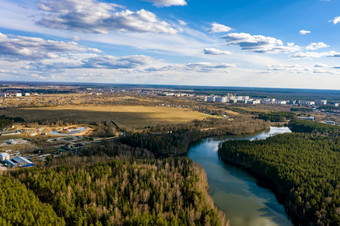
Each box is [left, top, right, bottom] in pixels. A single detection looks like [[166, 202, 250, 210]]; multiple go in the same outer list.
[[0, 83, 339, 123]]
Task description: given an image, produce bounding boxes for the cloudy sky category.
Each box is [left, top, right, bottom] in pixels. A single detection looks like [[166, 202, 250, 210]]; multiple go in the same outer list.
[[0, 0, 340, 89]]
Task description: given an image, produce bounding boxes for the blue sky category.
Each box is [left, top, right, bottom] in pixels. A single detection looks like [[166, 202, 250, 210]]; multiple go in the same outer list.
[[0, 0, 339, 89]]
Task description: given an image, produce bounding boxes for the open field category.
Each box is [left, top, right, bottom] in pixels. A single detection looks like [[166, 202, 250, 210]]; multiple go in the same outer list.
[[0, 105, 208, 130], [0, 93, 160, 108]]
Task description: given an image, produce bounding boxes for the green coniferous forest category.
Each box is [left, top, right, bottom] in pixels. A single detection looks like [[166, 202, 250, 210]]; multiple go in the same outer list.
[[218, 120, 340, 225], [1, 159, 224, 225], [0, 176, 65, 225]]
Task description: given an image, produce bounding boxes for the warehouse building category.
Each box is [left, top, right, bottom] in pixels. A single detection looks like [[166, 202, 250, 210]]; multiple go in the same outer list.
[[4, 159, 16, 168], [12, 156, 34, 167]]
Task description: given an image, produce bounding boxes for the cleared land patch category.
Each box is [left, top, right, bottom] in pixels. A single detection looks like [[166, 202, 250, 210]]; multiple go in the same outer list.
[[0, 105, 208, 130]]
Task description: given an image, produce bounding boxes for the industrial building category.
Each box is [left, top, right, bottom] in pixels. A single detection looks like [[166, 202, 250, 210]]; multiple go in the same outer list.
[[300, 100, 316, 106], [205, 96, 216, 102], [276, 100, 287, 105], [4, 159, 16, 168], [316, 100, 328, 105], [249, 99, 261, 105], [204, 95, 250, 103], [214, 97, 227, 103], [321, 100, 327, 105], [12, 156, 34, 167]]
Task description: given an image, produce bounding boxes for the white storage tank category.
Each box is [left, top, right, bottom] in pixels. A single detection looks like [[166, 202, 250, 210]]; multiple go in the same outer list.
[[0, 153, 10, 162]]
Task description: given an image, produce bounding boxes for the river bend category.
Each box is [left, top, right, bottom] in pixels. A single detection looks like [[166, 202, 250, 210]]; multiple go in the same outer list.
[[187, 127, 292, 226]]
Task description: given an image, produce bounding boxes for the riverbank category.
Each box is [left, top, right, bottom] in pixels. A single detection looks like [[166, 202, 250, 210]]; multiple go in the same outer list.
[[217, 156, 298, 225], [218, 131, 340, 225], [188, 127, 292, 226], [193, 162, 229, 226]]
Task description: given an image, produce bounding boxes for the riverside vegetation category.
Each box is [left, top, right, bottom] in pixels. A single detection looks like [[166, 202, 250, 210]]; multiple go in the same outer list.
[[75, 116, 270, 159], [119, 116, 269, 157], [218, 119, 340, 225]]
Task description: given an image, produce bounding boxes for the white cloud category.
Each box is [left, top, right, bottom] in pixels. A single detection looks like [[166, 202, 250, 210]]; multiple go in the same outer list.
[[0, 1, 219, 59], [185, 62, 235, 72], [30, 54, 154, 70], [315, 64, 340, 70], [291, 51, 340, 58], [331, 16, 340, 24], [146, 62, 235, 73], [37, 0, 180, 34], [312, 64, 340, 72], [203, 48, 231, 55], [72, 36, 80, 41], [31, 73, 46, 80], [314, 64, 329, 68], [306, 42, 329, 50], [82, 55, 154, 69], [178, 20, 187, 26], [0, 0, 273, 66], [38, 0, 121, 13], [223, 33, 300, 53], [266, 64, 312, 74], [327, 51, 340, 57], [209, 22, 232, 33], [291, 52, 325, 58], [265, 63, 340, 75], [142, 0, 187, 7], [0, 32, 99, 60], [299, 30, 311, 35]]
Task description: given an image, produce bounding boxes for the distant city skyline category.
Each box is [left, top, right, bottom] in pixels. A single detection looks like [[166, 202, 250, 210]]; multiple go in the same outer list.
[[0, 0, 340, 89]]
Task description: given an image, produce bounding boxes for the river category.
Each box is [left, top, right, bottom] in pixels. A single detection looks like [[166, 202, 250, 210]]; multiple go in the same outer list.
[[187, 127, 292, 226]]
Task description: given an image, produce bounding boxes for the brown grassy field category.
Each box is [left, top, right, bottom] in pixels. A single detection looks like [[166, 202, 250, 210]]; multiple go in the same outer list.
[[0, 105, 208, 130]]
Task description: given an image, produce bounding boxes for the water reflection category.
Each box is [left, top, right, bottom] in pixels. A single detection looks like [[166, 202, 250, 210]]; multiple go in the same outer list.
[[187, 127, 292, 226], [49, 127, 89, 136]]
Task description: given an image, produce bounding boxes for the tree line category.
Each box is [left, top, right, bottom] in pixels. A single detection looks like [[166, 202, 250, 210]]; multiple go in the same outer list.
[[290, 107, 313, 112], [257, 112, 295, 122], [0, 115, 24, 129], [289, 119, 340, 137]]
